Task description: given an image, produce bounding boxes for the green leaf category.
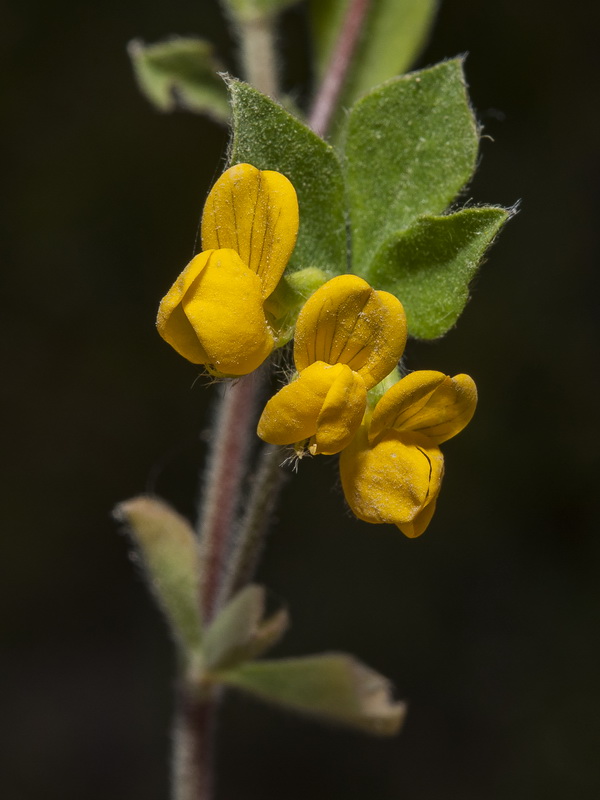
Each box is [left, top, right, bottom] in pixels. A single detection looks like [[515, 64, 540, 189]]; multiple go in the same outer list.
[[227, 79, 348, 274], [203, 585, 288, 671], [310, 0, 438, 118], [217, 653, 406, 735], [344, 59, 479, 269], [365, 207, 510, 339], [222, 0, 300, 21], [115, 496, 203, 655], [128, 38, 230, 122]]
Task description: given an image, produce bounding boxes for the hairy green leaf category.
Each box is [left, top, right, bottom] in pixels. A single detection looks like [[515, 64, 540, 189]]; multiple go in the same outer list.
[[310, 0, 438, 123], [344, 59, 479, 269], [115, 496, 203, 655], [227, 79, 348, 274], [128, 38, 230, 121], [217, 653, 406, 734], [365, 207, 510, 339], [203, 585, 288, 671]]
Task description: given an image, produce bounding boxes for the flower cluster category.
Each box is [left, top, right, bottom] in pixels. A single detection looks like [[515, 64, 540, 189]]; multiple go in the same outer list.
[[158, 165, 477, 537]]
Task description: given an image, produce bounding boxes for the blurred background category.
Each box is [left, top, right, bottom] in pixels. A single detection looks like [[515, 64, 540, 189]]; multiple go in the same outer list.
[[2, 0, 599, 797]]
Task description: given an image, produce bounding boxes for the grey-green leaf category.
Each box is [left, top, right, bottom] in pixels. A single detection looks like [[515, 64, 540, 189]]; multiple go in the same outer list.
[[217, 653, 406, 735], [365, 207, 510, 339], [227, 79, 348, 274], [203, 585, 288, 671], [115, 496, 203, 654], [344, 59, 479, 269], [310, 0, 438, 122], [128, 38, 230, 122]]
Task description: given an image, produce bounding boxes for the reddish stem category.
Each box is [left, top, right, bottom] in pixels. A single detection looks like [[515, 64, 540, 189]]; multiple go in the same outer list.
[[198, 372, 263, 624], [308, 0, 371, 137]]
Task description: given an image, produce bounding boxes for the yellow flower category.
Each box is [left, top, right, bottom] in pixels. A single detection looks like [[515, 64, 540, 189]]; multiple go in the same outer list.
[[340, 370, 477, 538], [257, 275, 407, 455], [156, 163, 299, 375]]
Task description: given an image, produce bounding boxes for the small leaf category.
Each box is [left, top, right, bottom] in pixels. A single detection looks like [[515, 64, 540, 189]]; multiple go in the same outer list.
[[128, 38, 230, 122], [227, 79, 348, 275], [223, 0, 300, 21], [364, 207, 510, 339], [203, 585, 288, 671], [115, 496, 203, 655], [344, 59, 479, 269], [217, 653, 406, 735], [310, 0, 438, 124]]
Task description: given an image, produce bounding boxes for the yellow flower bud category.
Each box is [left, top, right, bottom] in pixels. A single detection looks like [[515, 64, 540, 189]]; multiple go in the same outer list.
[[294, 274, 407, 389], [340, 371, 477, 537], [257, 275, 408, 455], [157, 163, 299, 375]]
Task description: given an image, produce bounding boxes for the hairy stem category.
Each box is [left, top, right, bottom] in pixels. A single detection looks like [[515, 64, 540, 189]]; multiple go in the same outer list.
[[172, 685, 219, 800], [237, 14, 280, 99], [198, 372, 265, 625], [171, 8, 283, 799], [218, 444, 287, 606], [308, 0, 371, 137]]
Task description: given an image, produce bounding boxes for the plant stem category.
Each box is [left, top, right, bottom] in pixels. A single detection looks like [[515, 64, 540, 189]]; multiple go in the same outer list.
[[198, 371, 265, 625], [172, 9, 283, 799], [308, 0, 371, 137], [172, 685, 219, 800], [217, 443, 287, 606], [237, 13, 280, 99]]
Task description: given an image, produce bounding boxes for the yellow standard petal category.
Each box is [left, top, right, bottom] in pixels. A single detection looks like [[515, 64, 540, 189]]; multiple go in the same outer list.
[[369, 371, 478, 445], [293, 275, 407, 389], [257, 361, 366, 454], [157, 249, 274, 375], [340, 427, 444, 537], [201, 163, 299, 299]]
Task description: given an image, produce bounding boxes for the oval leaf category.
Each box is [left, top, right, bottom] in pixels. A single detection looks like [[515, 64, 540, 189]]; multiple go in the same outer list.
[[129, 37, 230, 121], [365, 207, 510, 338], [344, 59, 479, 269], [227, 79, 348, 275], [217, 653, 406, 735], [115, 496, 203, 655]]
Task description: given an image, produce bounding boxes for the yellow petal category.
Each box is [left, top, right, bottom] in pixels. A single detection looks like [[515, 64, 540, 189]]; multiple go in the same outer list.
[[201, 163, 299, 299], [314, 367, 367, 455], [396, 499, 438, 539], [257, 362, 364, 453], [340, 428, 444, 534], [294, 275, 407, 389], [157, 251, 213, 364], [370, 371, 477, 445], [157, 249, 274, 375]]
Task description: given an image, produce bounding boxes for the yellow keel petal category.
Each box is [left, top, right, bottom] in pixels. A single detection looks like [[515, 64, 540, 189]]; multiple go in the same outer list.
[[340, 428, 444, 534]]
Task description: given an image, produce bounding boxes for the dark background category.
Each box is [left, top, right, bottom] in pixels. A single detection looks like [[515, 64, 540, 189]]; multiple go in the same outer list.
[[2, 0, 599, 797]]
